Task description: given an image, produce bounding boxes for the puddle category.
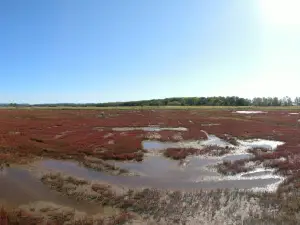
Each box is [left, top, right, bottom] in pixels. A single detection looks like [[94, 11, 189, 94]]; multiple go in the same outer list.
[[114, 155, 220, 179], [228, 168, 284, 192], [289, 113, 299, 115], [142, 140, 176, 150], [112, 127, 188, 132], [195, 178, 281, 190], [234, 111, 267, 114], [0, 166, 116, 215], [222, 154, 252, 161], [237, 139, 285, 150], [201, 135, 230, 148], [142, 134, 231, 151], [137, 133, 285, 191], [227, 168, 281, 181], [142, 133, 284, 159], [241, 171, 273, 177], [35, 156, 282, 191], [194, 167, 283, 191], [39, 157, 218, 184]]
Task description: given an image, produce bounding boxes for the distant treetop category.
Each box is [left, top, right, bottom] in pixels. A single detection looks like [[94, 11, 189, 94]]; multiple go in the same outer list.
[[28, 96, 300, 107]]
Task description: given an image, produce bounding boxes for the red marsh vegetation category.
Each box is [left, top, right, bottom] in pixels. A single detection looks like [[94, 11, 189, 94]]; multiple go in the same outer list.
[[0, 108, 299, 169]]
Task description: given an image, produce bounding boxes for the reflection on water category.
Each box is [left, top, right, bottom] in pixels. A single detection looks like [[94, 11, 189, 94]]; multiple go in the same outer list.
[[223, 154, 252, 161], [238, 139, 285, 150], [241, 171, 272, 177], [235, 111, 266, 114], [0, 166, 115, 215], [0, 127, 287, 214], [142, 136, 284, 152], [0, 131, 286, 209], [0, 154, 284, 211], [38, 157, 282, 191], [35, 133, 286, 192], [142, 135, 231, 151], [142, 140, 176, 150]]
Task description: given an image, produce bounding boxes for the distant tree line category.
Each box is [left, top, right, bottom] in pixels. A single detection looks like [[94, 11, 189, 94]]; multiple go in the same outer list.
[[0, 103, 30, 107], [95, 97, 252, 107], [3, 96, 300, 108], [94, 96, 300, 107]]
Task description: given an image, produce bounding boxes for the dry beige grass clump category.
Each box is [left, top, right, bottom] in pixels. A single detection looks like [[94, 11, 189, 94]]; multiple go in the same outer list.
[[2, 201, 138, 225], [40, 172, 298, 224]]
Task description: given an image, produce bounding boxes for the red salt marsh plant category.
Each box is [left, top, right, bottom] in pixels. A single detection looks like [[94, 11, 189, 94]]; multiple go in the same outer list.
[[0, 108, 299, 167]]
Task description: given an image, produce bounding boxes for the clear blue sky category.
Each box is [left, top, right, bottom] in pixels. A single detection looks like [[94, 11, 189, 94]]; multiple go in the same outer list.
[[1, 0, 299, 103]]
